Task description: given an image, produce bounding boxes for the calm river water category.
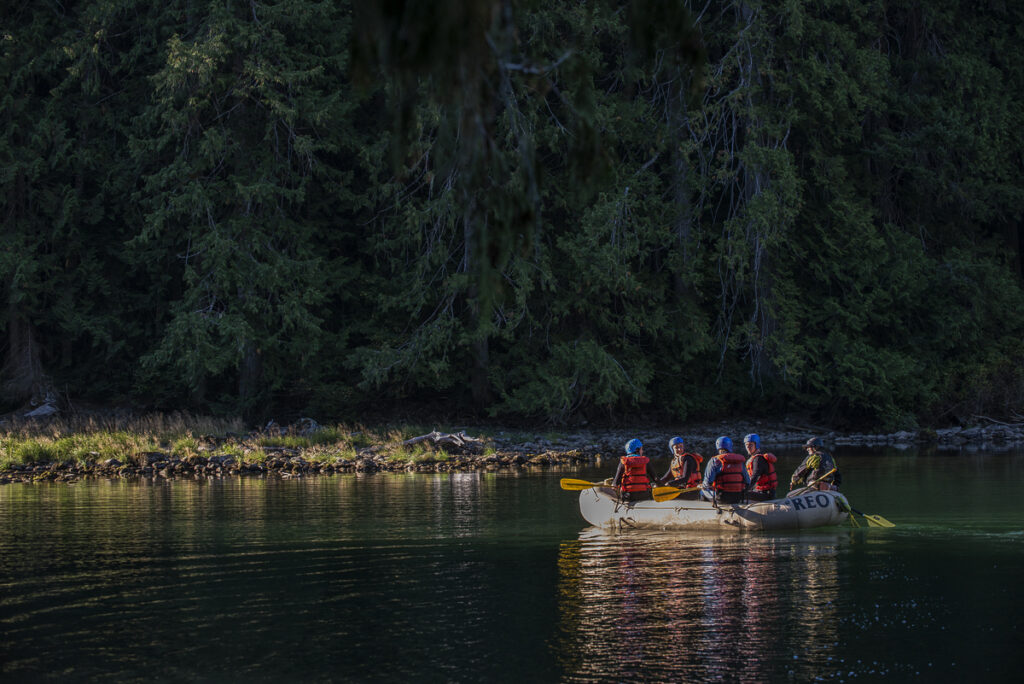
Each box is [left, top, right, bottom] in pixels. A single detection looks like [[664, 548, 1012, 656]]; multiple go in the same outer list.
[[2, 446, 1023, 682]]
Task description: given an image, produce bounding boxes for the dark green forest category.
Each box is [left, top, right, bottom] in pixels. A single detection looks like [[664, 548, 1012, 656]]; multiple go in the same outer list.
[[3, 0, 1023, 429]]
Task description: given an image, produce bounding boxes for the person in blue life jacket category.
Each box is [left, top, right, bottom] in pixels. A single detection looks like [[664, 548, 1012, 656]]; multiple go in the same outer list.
[[743, 433, 778, 501], [790, 437, 842, 491], [701, 436, 751, 504], [612, 438, 660, 502], [658, 436, 703, 500]]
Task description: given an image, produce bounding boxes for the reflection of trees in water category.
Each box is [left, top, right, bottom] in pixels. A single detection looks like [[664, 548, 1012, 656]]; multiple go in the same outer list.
[[556, 529, 843, 682], [782, 539, 842, 681], [333, 472, 490, 537]]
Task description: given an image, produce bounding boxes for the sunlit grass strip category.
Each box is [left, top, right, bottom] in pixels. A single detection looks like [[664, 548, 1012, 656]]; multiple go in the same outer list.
[[0, 414, 415, 469], [387, 446, 453, 463], [215, 443, 245, 459], [298, 446, 360, 463], [0, 431, 163, 467], [255, 427, 362, 449]]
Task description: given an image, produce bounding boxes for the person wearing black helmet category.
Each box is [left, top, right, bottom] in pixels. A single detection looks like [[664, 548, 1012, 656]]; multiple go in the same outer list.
[[790, 437, 841, 491], [612, 438, 659, 502], [658, 436, 704, 499]]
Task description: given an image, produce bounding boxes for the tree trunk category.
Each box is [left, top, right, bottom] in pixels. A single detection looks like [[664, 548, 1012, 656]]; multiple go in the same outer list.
[[238, 341, 263, 416], [2, 295, 48, 406], [463, 205, 492, 406], [1008, 221, 1023, 282], [671, 89, 694, 300], [470, 336, 490, 405]]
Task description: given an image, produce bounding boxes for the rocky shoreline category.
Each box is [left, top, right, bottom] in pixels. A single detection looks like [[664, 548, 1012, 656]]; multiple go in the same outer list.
[[2, 420, 1023, 485]]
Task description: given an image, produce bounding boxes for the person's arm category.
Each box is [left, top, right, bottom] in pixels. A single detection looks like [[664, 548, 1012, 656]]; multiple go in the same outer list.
[[809, 453, 838, 484], [822, 453, 837, 480], [791, 454, 819, 485], [702, 459, 719, 489], [831, 463, 842, 487], [700, 459, 719, 500], [749, 456, 767, 484], [658, 467, 673, 485], [679, 456, 697, 484], [606, 462, 622, 489], [747, 457, 765, 490]]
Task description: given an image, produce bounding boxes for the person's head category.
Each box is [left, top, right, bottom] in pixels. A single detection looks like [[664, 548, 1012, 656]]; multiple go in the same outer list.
[[804, 436, 823, 453], [668, 436, 685, 456], [744, 433, 760, 454], [715, 436, 733, 453], [625, 438, 643, 456]]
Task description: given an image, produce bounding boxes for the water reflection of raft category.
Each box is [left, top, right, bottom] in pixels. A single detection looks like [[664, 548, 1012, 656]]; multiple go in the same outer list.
[[579, 487, 851, 531]]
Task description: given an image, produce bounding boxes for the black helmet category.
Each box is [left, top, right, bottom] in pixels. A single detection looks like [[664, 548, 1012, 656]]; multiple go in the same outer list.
[[804, 437, 823, 449]]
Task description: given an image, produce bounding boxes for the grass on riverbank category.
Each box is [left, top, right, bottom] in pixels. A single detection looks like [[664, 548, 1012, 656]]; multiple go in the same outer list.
[[0, 413, 465, 470]]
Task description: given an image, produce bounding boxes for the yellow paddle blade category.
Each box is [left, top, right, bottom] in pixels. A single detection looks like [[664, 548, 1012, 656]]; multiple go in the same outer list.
[[559, 478, 602, 491], [651, 487, 680, 502], [848, 503, 896, 528], [863, 514, 896, 528], [651, 485, 699, 502]]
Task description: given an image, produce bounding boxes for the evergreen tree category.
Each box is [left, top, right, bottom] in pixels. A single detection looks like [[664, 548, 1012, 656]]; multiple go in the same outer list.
[[1, 1, 147, 408], [129, 0, 354, 415]]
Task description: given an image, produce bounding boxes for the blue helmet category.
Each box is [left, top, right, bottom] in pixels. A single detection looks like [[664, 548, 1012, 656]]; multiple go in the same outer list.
[[668, 436, 685, 449], [625, 438, 643, 455], [715, 436, 733, 452], [744, 433, 760, 448]]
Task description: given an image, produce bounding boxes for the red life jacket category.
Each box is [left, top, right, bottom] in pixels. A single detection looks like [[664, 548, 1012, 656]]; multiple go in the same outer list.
[[619, 455, 652, 493], [670, 452, 704, 487], [746, 452, 778, 492], [712, 452, 746, 492]]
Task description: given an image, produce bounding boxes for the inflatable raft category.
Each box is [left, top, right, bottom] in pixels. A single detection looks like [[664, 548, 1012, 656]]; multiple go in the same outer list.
[[579, 486, 851, 531]]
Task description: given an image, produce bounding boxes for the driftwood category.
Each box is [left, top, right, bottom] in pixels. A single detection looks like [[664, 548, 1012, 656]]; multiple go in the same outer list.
[[783, 423, 828, 434], [972, 414, 1022, 427], [260, 417, 323, 436], [24, 403, 59, 418], [403, 430, 485, 452]]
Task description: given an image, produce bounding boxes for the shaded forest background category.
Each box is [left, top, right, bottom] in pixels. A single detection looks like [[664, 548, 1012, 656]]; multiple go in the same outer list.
[[3, 0, 1023, 430]]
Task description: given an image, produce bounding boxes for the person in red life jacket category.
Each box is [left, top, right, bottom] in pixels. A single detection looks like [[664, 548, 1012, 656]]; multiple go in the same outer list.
[[700, 436, 750, 504], [612, 438, 659, 502], [743, 433, 778, 501], [659, 436, 703, 499], [790, 437, 842, 491]]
